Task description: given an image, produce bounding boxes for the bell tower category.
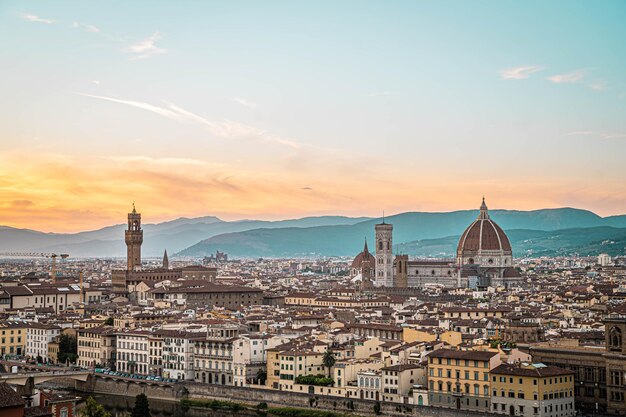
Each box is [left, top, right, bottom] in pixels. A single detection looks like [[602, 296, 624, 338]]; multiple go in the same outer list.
[[375, 216, 393, 287], [125, 203, 143, 271]]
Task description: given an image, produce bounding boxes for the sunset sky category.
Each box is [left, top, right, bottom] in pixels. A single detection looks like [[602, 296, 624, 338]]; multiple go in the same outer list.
[[1, 1, 625, 232]]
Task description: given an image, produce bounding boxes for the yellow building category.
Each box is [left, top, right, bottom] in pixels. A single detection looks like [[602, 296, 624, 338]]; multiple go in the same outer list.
[[266, 342, 325, 391], [427, 348, 500, 413], [490, 363, 575, 417], [0, 321, 28, 357]]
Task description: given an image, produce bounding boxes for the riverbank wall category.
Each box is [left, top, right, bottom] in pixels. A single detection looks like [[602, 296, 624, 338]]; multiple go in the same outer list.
[[68, 376, 497, 417]]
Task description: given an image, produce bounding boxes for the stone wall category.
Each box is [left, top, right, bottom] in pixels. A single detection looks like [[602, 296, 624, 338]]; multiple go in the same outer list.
[[73, 376, 498, 417]]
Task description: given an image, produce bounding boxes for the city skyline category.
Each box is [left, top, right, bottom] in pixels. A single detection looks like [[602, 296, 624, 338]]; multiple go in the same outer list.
[[1, 0, 626, 232]]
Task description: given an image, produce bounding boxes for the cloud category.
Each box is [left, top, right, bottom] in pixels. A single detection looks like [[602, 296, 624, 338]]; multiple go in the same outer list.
[[124, 32, 166, 60], [590, 80, 606, 91], [78, 92, 302, 149], [547, 69, 586, 84], [500, 65, 545, 80], [564, 131, 595, 137], [367, 91, 393, 97], [301, 187, 313, 191], [563, 131, 626, 139], [603, 133, 626, 139], [72, 21, 100, 33], [233, 98, 257, 109], [20, 13, 54, 24], [77, 93, 183, 121]]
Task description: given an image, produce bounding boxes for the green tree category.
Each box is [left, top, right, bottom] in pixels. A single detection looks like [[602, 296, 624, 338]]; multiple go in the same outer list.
[[322, 349, 336, 377], [373, 401, 381, 415], [256, 368, 267, 385], [104, 317, 114, 326], [80, 397, 111, 417], [58, 334, 78, 364], [131, 393, 151, 417]]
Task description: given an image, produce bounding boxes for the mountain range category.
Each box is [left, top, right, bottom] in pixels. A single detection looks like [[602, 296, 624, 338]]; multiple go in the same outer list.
[[1, 208, 625, 259]]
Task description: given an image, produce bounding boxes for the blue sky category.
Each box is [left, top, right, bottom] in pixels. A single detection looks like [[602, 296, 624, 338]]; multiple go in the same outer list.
[[0, 1, 625, 231]]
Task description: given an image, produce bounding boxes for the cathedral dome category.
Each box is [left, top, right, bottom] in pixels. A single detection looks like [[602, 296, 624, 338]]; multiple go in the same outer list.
[[352, 239, 375, 269], [457, 198, 512, 255]]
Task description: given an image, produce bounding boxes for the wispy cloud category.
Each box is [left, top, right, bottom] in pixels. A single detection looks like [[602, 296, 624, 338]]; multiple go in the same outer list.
[[603, 133, 626, 139], [123, 32, 167, 60], [72, 21, 100, 33], [77, 92, 302, 149], [564, 131, 595, 137], [20, 13, 54, 24], [233, 98, 257, 109], [563, 131, 626, 139], [367, 91, 393, 97], [77, 93, 182, 121], [547, 69, 586, 84], [500, 65, 545, 80]]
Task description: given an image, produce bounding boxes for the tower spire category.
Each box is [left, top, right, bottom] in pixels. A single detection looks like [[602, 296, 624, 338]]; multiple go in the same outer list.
[[363, 237, 369, 255], [163, 249, 169, 269], [478, 197, 490, 219]]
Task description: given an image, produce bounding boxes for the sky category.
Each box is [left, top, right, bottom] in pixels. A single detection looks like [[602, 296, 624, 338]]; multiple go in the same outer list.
[[1, 1, 625, 232]]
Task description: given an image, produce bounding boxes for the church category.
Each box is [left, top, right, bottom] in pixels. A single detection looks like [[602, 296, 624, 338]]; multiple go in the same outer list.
[[351, 199, 522, 290]]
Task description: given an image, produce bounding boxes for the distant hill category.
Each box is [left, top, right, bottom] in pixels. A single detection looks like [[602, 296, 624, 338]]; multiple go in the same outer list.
[[0, 216, 370, 257], [395, 227, 626, 258], [178, 208, 626, 258], [2, 207, 625, 258]]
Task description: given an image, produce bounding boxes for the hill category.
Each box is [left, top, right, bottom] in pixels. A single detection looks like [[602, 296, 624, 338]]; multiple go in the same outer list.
[[0, 216, 370, 257], [179, 208, 626, 258]]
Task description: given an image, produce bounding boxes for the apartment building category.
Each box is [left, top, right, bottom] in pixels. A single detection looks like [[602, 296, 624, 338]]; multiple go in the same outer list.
[[162, 330, 199, 380], [427, 349, 500, 413], [77, 326, 116, 369], [0, 321, 27, 357], [490, 363, 575, 417], [194, 324, 239, 385], [116, 330, 150, 374], [25, 323, 60, 362]]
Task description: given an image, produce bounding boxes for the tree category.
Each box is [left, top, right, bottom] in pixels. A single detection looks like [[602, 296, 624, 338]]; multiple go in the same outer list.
[[131, 393, 151, 417], [322, 349, 336, 377], [80, 396, 111, 417], [104, 317, 114, 326], [256, 368, 267, 385], [373, 401, 382, 415], [58, 334, 78, 364]]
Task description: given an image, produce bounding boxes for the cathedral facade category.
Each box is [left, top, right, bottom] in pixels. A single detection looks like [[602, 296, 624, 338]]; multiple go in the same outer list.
[[351, 199, 522, 290]]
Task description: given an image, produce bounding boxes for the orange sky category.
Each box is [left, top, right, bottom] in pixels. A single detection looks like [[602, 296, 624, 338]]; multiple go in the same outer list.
[[1, 150, 624, 233]]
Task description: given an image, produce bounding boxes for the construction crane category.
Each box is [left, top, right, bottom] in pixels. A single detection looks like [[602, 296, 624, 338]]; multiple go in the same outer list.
[[0, 252, 70, 283]]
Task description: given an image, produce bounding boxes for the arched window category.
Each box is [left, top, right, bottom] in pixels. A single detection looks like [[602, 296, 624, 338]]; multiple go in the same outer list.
[[609, 327, 622, 351], [378, 241, 383, 251]]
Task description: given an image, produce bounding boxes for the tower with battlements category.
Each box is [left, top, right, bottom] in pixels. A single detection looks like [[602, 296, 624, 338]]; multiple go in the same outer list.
[[125, 204, 143, 271]]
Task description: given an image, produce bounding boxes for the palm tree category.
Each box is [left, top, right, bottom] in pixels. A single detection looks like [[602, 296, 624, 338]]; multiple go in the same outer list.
[[322, 349, 336, 377]]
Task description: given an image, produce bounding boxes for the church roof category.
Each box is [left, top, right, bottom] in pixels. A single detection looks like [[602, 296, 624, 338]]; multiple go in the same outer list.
[[351, 238, 375, 269], [457, 198, 512, 254]]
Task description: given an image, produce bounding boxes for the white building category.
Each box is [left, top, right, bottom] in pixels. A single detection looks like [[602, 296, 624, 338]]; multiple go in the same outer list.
[[162, 330, 198, 380], [598, 253, 612, 267], [116, 330, 150, 375], [25, 323, 61, 362]]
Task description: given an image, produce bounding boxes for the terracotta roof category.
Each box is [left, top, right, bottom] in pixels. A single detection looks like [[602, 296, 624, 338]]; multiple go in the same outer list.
[[0, 382, 25, 408], [427, 348, 499, 361], [491, 363, 574, 377], [457, 199, 512, 254]]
